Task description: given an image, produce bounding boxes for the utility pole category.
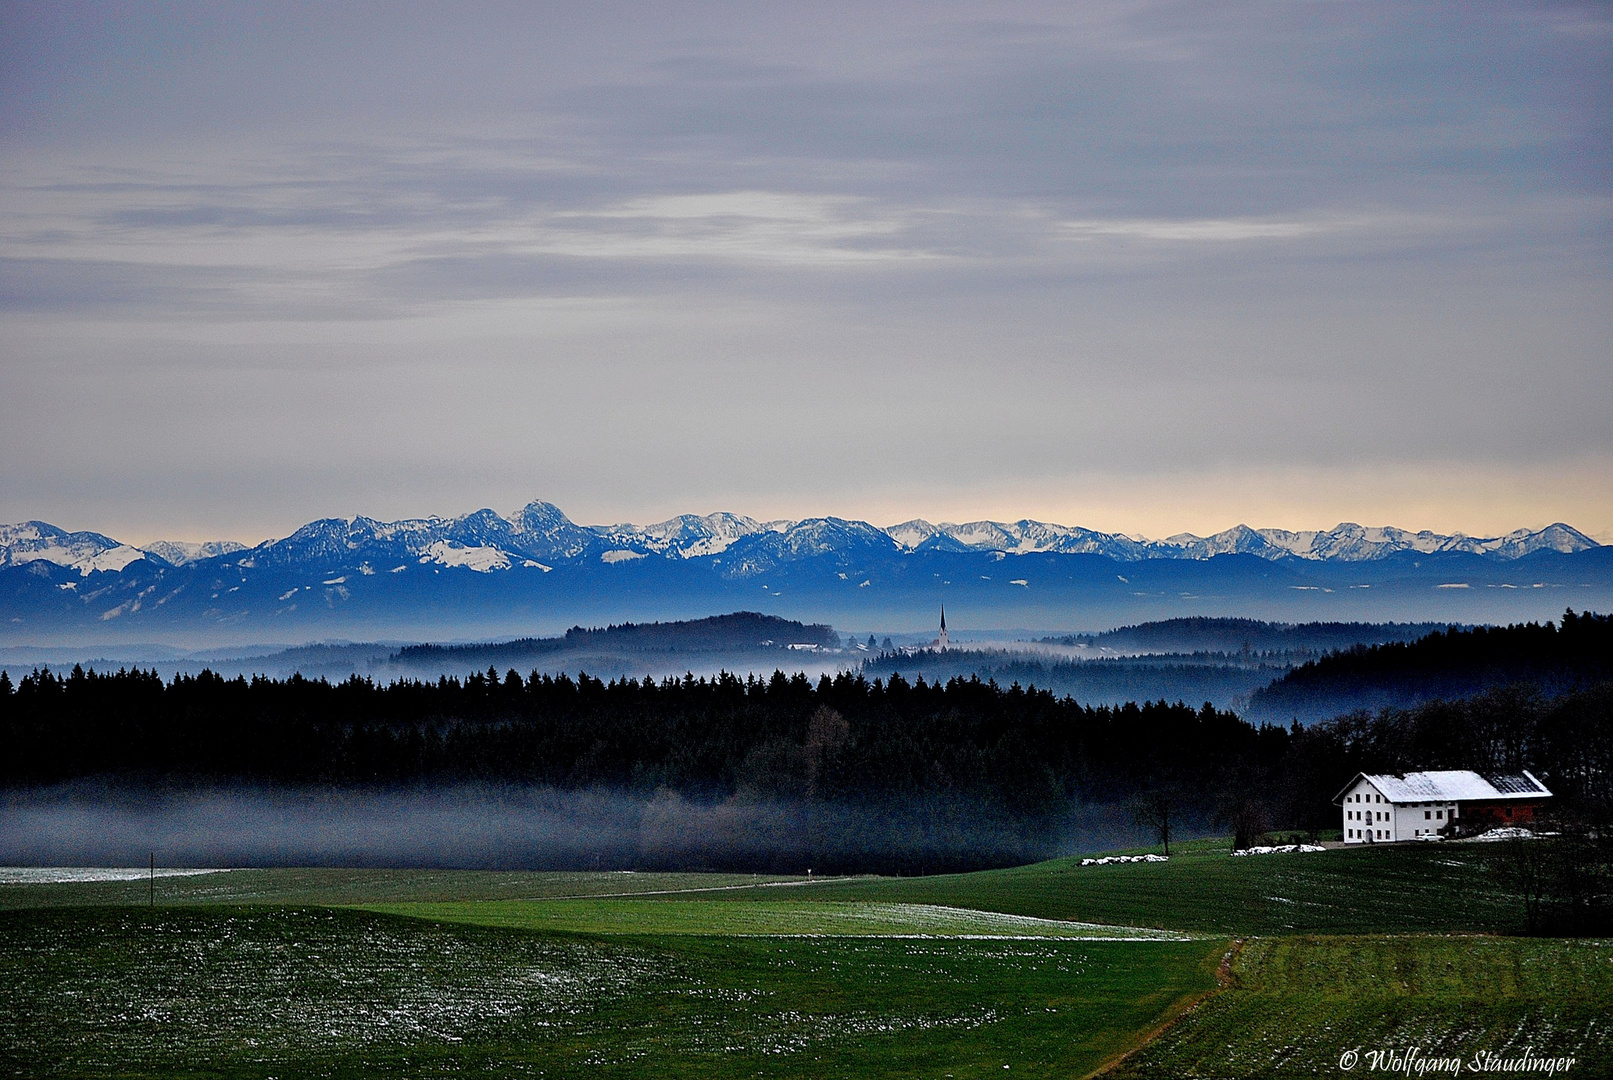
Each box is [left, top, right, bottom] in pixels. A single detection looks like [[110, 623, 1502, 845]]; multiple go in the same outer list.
[[149, 851, 154, 908]]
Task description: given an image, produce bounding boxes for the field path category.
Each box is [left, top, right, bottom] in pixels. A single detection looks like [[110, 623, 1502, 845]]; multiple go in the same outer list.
[[1087, 937, 1244, 1078]]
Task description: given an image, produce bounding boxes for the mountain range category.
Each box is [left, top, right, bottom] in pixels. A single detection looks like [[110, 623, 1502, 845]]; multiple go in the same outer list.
[[2, 503, 1598, 575], [1, 502, 1607, 645]]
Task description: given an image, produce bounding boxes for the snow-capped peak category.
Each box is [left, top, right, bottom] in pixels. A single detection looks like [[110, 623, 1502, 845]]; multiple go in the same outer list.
[[0, 521, 151, 576], [591, 511, 767, 558], [141, 539, 249, 566], [0, 505, 1599, 585]]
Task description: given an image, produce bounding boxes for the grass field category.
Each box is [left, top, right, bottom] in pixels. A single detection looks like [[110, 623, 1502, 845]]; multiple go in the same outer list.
[[0, 840, 1524, 936], [361, 898, 1197, 938], [0, 867, 818, 910], [0, 841, 1602, 1078], [0, 904, 1220, 1079], [1110, 935, 1613, 1077], [787, 839, 1528, 935]]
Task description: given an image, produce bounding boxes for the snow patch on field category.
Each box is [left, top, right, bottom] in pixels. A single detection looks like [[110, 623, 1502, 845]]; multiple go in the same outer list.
[[0, 866, 229, 884], [1462, 827, 1542, 842], [773, 902, 1188, 939], [1081, 854, 1168, 866]]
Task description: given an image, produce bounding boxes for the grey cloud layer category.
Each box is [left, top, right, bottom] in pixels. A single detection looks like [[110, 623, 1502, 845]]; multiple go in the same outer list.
[[0, 1, 1608, 540]]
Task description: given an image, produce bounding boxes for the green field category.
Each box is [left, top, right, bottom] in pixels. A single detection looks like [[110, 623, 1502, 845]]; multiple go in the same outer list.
[[783, 839, 1528, 935], [1111, 935, 1613, 1078], [361, 898, 1197, 938], [0, 905, 1219, 1079], [1, 842, 1605, 1078], [0, 867, 819, 910], [0, 840, 1524, 935]]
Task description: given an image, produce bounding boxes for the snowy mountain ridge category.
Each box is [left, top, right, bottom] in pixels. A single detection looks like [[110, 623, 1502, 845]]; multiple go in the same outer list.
[[0, 504, 1598, 578]]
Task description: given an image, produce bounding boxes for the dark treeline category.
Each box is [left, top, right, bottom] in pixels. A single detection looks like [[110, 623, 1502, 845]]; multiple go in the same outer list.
[[0, 665, 1287, 822], [1046, 617, 1447, 656], [1250, 610, 1613, 720]]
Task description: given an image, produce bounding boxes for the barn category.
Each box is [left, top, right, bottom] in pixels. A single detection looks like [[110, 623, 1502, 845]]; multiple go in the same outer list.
[[1333, 770, 1553, 844]]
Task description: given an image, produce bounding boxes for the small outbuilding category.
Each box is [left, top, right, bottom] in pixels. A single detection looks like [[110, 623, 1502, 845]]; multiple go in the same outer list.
[[1333, 770, 1552, 843]]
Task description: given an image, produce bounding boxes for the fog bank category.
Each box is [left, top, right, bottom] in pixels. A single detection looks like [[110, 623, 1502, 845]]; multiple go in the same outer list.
[[0, 785, 1159, 875]]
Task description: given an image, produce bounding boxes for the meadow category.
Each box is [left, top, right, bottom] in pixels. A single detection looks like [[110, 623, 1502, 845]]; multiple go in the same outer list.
[[0, 905, 1217, 1079], [1111, 935, 1613, 1077], [1, 841, 1606, 1078]]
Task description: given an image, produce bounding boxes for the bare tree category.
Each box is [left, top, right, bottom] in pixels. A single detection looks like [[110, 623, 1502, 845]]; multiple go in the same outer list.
[[1129, 787, 1178, 856], [1488, 828, 1549, 934], [1229, 799, 1268, 852]]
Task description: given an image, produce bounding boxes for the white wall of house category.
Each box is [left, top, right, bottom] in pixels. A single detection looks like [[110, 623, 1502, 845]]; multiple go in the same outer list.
[[1398, 801, 1454, 839], [1341, 778, 1389, 843], [1339, 777, 1455, 843]]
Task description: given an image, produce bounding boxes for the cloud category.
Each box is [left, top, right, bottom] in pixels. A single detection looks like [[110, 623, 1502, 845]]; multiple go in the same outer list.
[[1058, 217, 1334, 242], [0, 2, 1608, 541]]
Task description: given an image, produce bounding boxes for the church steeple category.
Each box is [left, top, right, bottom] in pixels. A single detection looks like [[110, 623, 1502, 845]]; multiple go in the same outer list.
[[937, 606, 948, 649]]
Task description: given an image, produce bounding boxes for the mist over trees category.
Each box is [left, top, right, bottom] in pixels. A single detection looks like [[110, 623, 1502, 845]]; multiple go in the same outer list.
[[2, 611, 1609, 876], [0, 666, 1285, 823]]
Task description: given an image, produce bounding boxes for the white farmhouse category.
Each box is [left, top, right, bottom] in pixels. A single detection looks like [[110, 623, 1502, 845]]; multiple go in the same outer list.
[[1334, 770, 1552, 844]]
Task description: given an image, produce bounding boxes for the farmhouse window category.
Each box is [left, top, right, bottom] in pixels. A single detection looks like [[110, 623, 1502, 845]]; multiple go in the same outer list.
[[1425, 811, 1431, 819], [1436, 810, 1443, 819]]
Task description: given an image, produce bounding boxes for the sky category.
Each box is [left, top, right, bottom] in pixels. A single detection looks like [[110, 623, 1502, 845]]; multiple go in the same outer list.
[[2, 1, 1609, 545]]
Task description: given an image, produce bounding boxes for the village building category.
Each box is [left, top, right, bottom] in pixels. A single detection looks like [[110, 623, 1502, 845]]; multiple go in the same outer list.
[[1333, 770, 1552, 844]]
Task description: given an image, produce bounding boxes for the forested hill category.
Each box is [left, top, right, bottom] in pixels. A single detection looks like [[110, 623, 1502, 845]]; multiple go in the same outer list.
[[1247, 610, 1612, 722], [1048, 617, 1446, 656], [391, 612, 839, 668]]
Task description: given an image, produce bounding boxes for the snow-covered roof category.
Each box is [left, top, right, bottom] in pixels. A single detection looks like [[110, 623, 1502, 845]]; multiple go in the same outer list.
[[1332, 770, 1551, 805]]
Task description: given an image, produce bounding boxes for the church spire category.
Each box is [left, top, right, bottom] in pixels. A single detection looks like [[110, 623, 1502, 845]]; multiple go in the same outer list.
[[937, 606, 948, 649]]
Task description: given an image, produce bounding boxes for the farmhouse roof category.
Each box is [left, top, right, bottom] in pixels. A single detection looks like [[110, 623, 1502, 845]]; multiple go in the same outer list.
[[1331, 770, 1551, 806]]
